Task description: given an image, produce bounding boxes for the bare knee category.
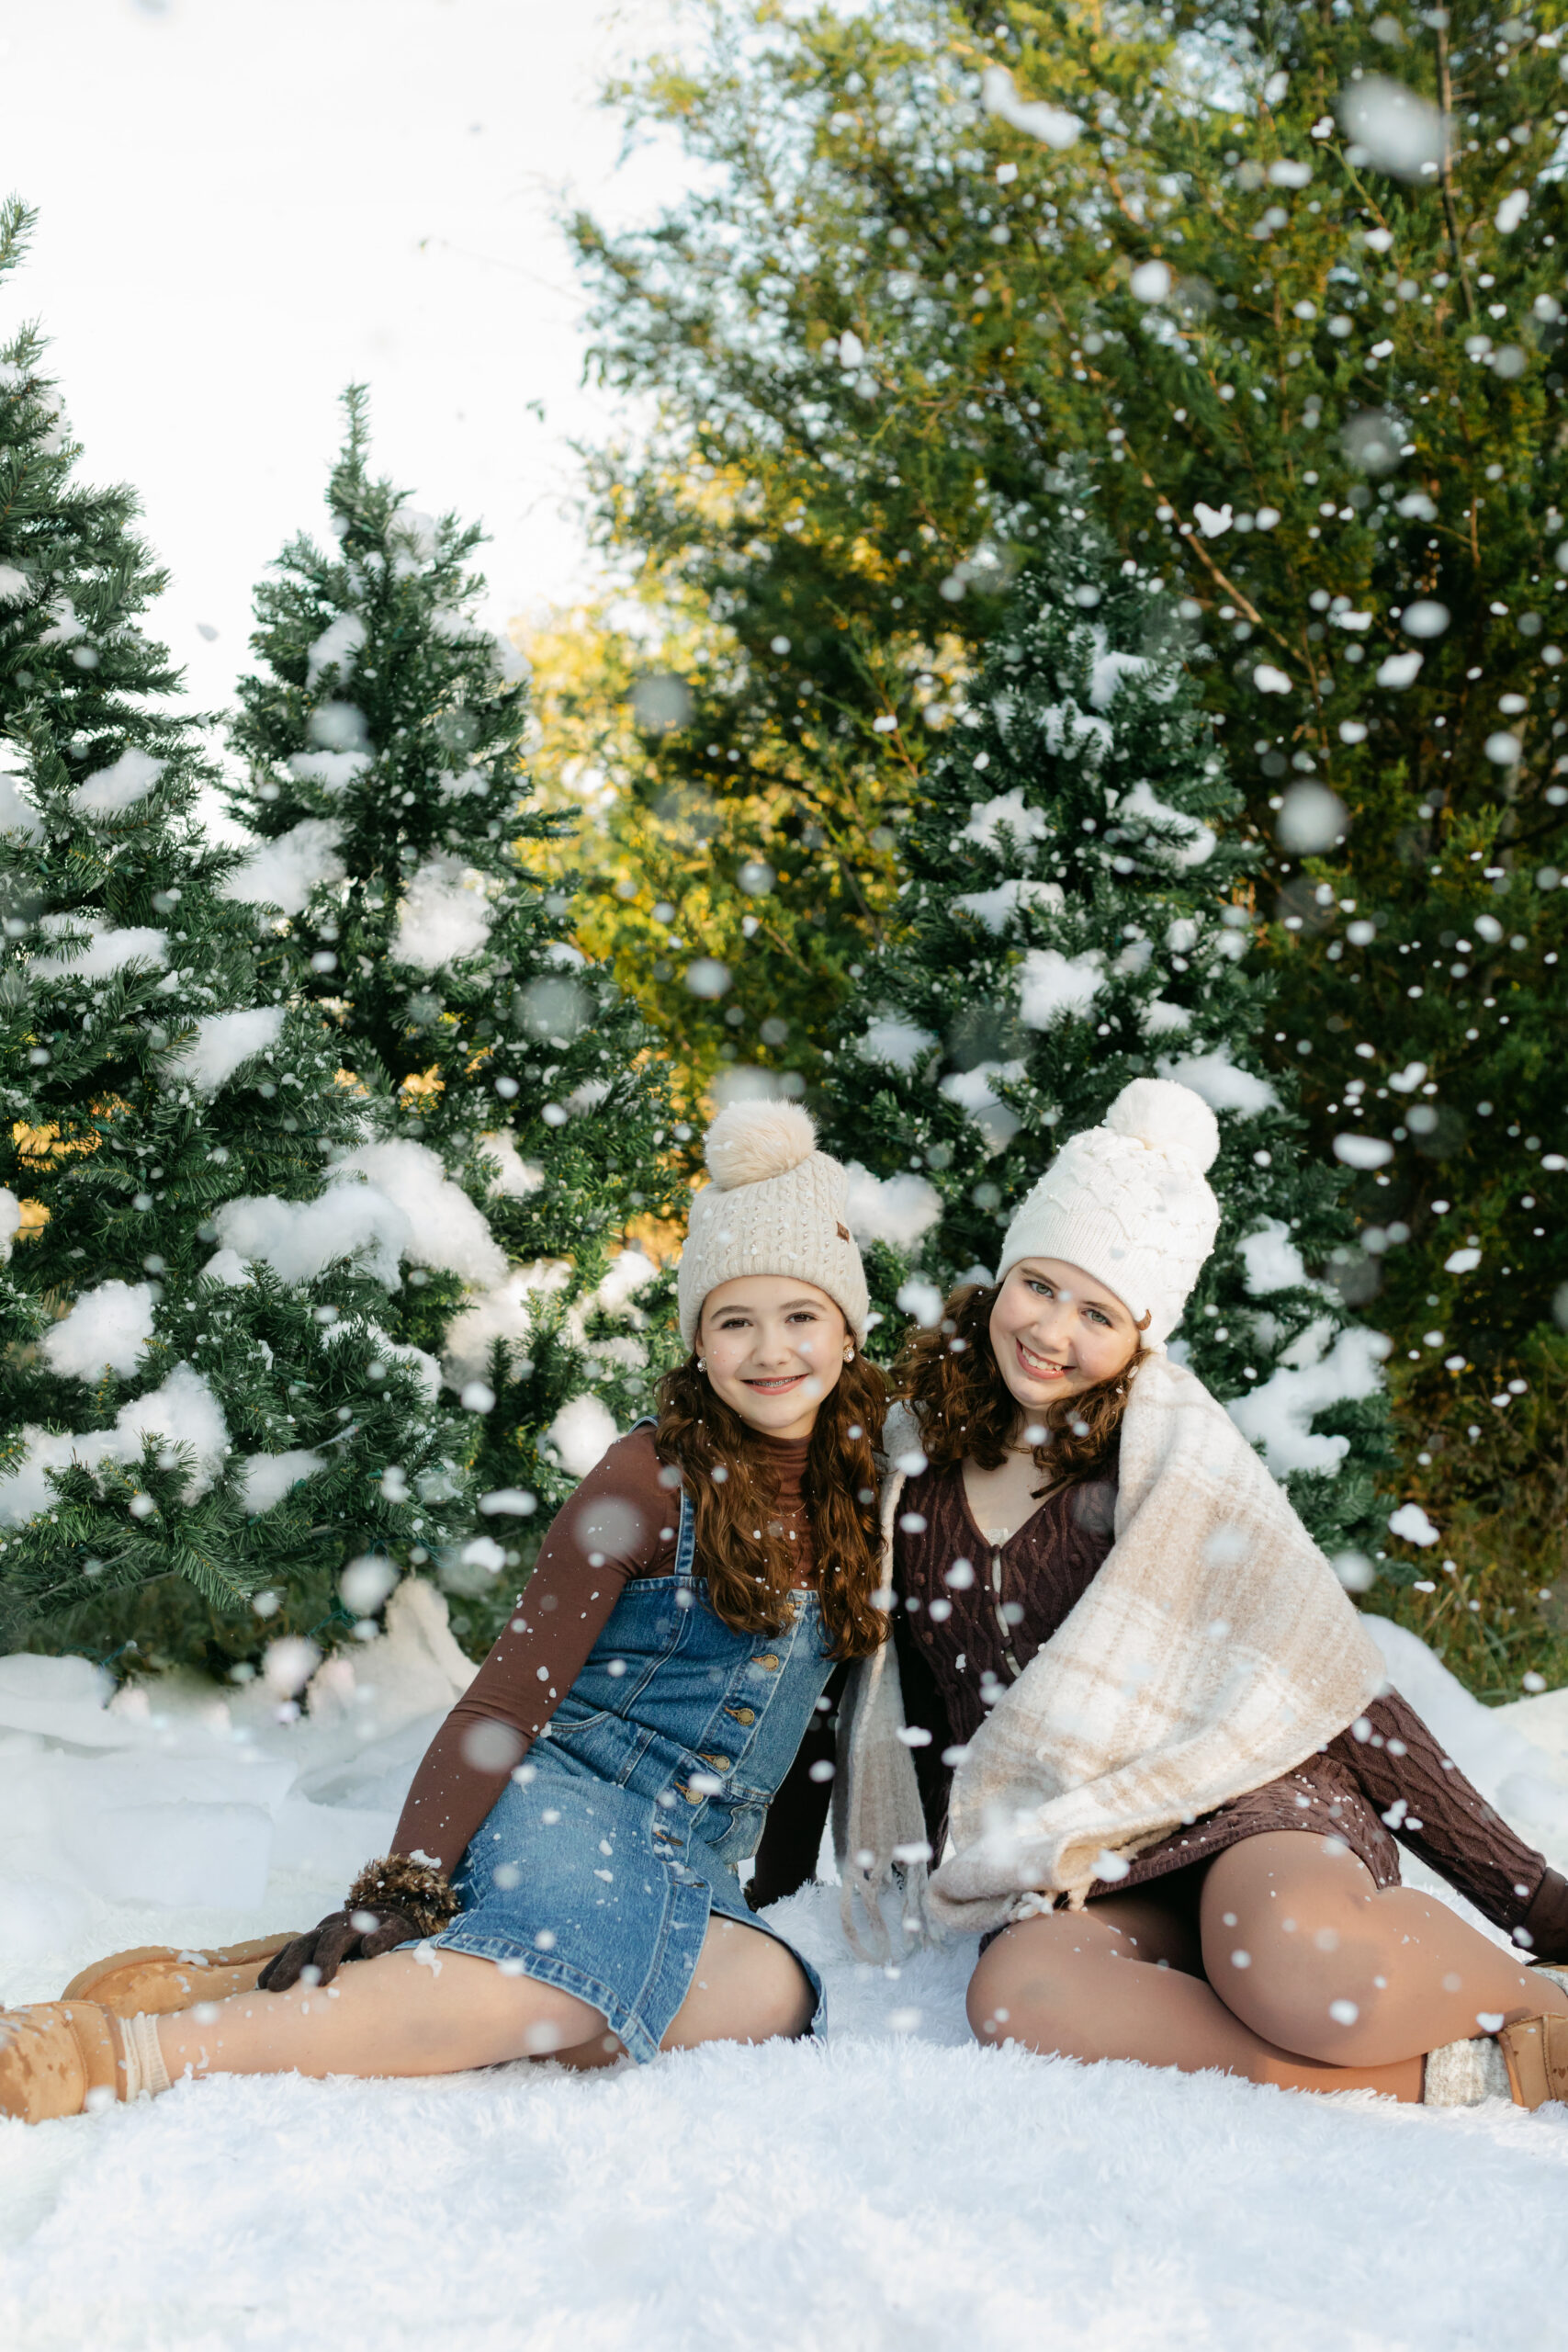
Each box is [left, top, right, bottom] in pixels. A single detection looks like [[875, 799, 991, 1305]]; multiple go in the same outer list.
[[728, 1938, 816, 2044], [663, 1921, 815, 2050], [966, 1918, 1098, 2052], [967, 1962, 1046, 2047], [751, 1965, 816, 2044]]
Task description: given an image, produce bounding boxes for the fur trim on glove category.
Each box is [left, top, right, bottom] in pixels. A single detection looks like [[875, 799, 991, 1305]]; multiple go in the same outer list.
[[345, 1854, 460, 1940]]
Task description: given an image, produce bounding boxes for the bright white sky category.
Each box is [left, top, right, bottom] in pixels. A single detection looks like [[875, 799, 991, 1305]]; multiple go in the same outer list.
[[0, 0, 694, 711]]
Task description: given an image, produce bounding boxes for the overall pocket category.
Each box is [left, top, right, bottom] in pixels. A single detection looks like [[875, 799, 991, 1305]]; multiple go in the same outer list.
[[699, 1801, 768, 1870]]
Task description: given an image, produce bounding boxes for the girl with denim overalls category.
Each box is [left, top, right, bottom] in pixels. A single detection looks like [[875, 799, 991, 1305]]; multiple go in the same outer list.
[[2, 1101, 889, 2120]]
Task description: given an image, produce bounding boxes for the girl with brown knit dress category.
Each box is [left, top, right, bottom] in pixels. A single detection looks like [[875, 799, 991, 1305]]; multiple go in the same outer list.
[[0, 1101, 891, 2123], [757, 1079, 1568, 2111]]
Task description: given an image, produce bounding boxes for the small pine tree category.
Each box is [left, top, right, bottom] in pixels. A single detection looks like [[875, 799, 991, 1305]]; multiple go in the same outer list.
[[818, 510, 1393, 1559], [224, 395, 680, 1637], [0, 205, 468, 1672]]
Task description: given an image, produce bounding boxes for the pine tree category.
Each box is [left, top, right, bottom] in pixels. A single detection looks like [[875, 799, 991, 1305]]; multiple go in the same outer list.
[[224, 395, 681, 1642], [0, 203, 468, 1673], [818, 514, 1393, 1558], [572, 0, 1568, 1686], [574, 0, 1568, 1373]]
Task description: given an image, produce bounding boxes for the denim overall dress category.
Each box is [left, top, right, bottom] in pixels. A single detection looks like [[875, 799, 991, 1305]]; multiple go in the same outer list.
[[434, 1463, 832, 2063]]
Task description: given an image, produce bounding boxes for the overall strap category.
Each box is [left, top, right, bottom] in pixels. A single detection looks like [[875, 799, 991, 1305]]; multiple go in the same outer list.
[[630, 1413, 698, 1589], [673, 1485, 698, 1588]]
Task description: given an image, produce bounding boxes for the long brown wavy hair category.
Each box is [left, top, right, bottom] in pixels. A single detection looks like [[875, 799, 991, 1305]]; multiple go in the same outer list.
[[653, 1351, 889, 1660], [895, 1281, 1145, 1490]]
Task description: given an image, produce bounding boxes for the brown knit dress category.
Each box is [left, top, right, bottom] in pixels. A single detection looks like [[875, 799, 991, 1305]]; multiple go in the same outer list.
[[751, 1459, 1568, 1952]]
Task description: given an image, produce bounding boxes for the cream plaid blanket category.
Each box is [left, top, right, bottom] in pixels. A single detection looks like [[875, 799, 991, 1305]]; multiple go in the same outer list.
[[835, 1356, 1385, 1958]]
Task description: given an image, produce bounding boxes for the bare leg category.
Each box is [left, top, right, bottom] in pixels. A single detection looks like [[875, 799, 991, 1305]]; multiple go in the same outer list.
[[969, 1897, 1421, 2098], [1196, 1833, 1568, 2065], [157, 1949, 605, 2082], [968, 1836, 1568, 2102], [157, 1913, 813, 2084]]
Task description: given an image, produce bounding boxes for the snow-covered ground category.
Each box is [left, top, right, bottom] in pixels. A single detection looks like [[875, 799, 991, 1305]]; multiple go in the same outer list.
[[6, 1592, 1568, 2349]]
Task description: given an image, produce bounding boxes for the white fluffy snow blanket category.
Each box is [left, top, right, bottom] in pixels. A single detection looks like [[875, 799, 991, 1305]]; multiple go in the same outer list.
[[840, 1357, 1385, 1948], [8, 1616, 1568, 2350], [11, 1881, 1568, 2352]]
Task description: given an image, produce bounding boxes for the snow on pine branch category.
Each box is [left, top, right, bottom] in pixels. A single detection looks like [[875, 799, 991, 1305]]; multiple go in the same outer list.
[[333, 1142, 507, 1288], [0, 1363, 229, 1527], [391, 857, 498, 969], [0, 766, 43, 841], [305, 612, 367, 686], [1155, 1046, 1280, 1117], [442, 1261, 573, 1387], [39, 1280, 155, 1383], [219, 819, 347, 918], [1018, 946, 1106, 1027], [939, 1061, 1027, 1154], [288, 749, 372, 794], [209, 1187, 412, 1292], [952, 877, 1065, 933], [1119, 781, 1215, 869], [167, 1006, 287, 1095], [844, 1162, 943, 1251], [1227, 1324, 1390, 1477], [70, 748, 164, 817], [477, 1130, 546, 1199], [957, 788, 1052, 854], [855, 1015, 938, 1073], [30, 917, 168, 981], [235, 1447, 329, 1514], [1238, 1219, 1314, 1297], [208, 1141, 509, 1295]]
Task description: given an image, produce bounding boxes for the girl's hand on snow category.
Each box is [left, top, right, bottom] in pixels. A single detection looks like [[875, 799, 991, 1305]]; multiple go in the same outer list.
[[256, 1906, 423, 1990]]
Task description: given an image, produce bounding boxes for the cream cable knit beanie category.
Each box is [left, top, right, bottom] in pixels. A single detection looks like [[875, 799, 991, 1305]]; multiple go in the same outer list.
[[995, 1078, 1222, 1349], [677, 1100, 870, 1349]]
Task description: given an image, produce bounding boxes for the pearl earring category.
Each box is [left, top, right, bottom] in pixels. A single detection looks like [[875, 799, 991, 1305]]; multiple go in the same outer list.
[[843, 1346, 855, 1363], [696, 1356, 706, 1372]]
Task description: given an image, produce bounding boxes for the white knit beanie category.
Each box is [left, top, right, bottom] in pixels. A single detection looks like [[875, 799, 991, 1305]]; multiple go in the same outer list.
[[995, 1078, 1222, 1349], [676, 1100, 870, 1349]]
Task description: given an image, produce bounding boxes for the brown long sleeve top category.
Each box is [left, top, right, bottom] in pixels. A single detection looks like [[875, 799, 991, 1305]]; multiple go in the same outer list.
[[391, 1423, 816, 1878]]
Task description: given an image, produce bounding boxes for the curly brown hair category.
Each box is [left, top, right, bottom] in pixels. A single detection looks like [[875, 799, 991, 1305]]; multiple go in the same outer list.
[[653, 1352, 889, 1660], [894, 1282, 1144, 1489]]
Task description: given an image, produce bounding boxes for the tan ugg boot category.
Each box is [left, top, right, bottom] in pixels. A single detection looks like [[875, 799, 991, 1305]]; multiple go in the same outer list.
[[0, 2001, 123, 2122], [1495, 2013, 1568, 2110], [62, 1934, 297, 2018], [1424, 1971, 1568, 2110]]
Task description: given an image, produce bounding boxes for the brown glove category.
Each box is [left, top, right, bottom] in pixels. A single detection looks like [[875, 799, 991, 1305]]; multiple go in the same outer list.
[[1524, 1867, 1568, 1965], [256, 1905, 423, 1990], [256, 1854, 461, 1991]]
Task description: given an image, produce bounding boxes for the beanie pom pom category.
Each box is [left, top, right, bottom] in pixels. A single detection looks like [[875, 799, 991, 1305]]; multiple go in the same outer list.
[[704, 1098, 818, 1190], [1105, 1077, 1220, 1174]]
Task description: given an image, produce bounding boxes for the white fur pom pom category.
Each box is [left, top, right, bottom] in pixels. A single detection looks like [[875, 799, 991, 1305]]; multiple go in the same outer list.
[[704, 1098, 818, 1190], [1105, 1077, 1220, 1174]]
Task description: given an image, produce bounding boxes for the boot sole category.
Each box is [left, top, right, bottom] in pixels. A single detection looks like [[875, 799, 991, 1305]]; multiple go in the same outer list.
[[62, 1934, 299, 2017]]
